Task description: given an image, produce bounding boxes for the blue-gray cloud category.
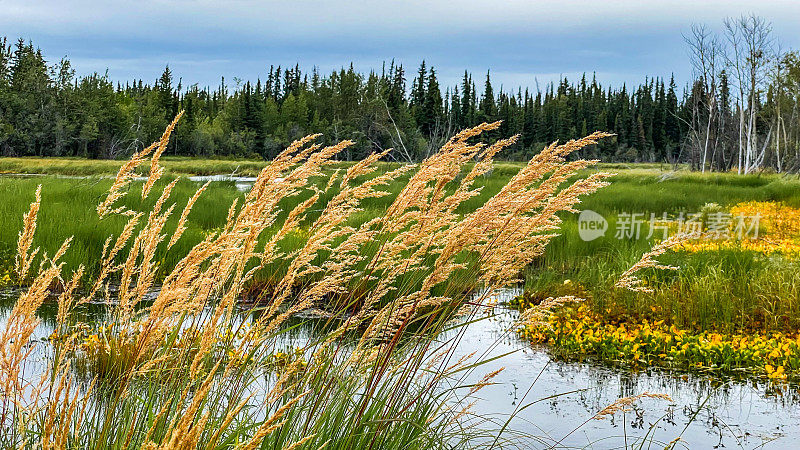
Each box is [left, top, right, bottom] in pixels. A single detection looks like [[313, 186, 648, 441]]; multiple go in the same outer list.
[[2, 0, 799, 91]]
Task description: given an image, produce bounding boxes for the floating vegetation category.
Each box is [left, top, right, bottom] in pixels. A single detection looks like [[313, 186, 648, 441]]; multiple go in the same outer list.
[[517, 303, 800, 381]]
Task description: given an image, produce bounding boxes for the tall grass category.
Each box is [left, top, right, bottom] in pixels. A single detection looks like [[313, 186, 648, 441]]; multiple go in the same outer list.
[[0, 116, 611, 448], [0, 161, 513, 295]]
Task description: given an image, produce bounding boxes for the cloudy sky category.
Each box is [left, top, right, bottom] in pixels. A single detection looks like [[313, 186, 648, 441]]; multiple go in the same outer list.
[[3, 1, 800, 92]]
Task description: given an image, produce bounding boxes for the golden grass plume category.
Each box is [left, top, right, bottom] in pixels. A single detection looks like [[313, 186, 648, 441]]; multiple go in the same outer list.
[[1, 113, 614, 448]]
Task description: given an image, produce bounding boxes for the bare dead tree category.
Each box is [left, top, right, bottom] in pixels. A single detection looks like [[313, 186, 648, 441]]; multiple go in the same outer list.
[[107, 117, 144, 160], [685, 24, 721, 172], [422, 110, 454, 161], [724, 15, 775, 174], [770, 46, 786, 172], [783, 52, 800, 172], [379, 98, 415, 163]]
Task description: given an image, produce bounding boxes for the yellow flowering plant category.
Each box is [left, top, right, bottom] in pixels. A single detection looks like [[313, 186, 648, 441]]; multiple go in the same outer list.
[[518, 303, 799, 381], [681, 201, 800, 258]]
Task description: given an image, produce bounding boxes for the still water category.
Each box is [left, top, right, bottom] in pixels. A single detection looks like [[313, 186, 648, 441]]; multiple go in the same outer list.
[[449, 289, 800, 448], [1, 287, 798, 449]]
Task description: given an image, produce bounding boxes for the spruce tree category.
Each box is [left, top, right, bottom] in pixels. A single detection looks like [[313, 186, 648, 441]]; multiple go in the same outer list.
[[387, 63, 405, 111], [665, 75, 681, 152], [460, 71, 472, 127], [451, 85, 462, 129], [410, 61, 427, 127], [480, 70, 496, 119], [421, 68, 442, 135], [157, 65, 175, 123]]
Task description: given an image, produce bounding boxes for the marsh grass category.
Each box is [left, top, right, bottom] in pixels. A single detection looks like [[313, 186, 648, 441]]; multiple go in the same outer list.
[[523, 171, 800, 333], [0, 156, 407, 177], [5, 161, 800, 332], [0, 176, 243, 286], [0, 116, 611, 448]]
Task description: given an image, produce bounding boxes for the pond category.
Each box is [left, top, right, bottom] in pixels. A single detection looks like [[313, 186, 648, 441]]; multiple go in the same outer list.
[[187, 174, 259, 192], [0, 173, 263, 192], [2, 287, 798, 448]]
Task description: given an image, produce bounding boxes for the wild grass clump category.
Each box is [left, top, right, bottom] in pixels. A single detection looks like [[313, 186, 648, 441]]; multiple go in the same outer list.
[[0, 114, 611, 448]]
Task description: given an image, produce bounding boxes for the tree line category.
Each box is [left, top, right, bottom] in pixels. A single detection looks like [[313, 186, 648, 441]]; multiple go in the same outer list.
[[1, 16, 798, 172], [0, 37, 683, 163]]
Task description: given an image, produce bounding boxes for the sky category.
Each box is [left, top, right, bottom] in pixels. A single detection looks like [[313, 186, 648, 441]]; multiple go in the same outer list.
[[3, 0, 800, 93]]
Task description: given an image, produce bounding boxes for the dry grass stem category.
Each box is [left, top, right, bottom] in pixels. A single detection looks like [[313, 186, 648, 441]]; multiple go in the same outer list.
[[1, 112, 615, 448], [615, 232, 701, 293], [593, 392, 673, 420]]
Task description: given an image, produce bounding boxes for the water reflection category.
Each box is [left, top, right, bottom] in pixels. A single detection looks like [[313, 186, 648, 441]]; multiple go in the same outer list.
[[0, 173, 261, 192], [187, 174, 259, 191], [444, 289, 800, 448], [1, 287, 798, 448]]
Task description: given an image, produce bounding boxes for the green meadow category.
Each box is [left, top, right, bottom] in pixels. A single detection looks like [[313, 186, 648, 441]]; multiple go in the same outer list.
[[3, 159, 800, 334]]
